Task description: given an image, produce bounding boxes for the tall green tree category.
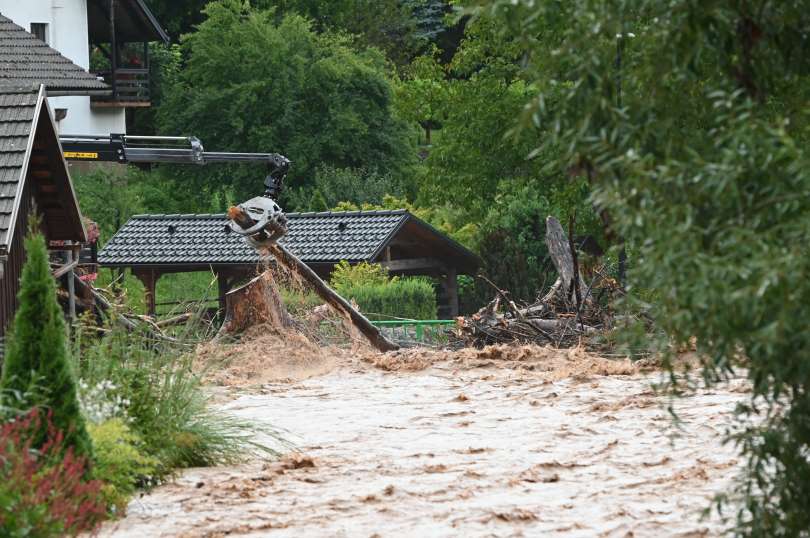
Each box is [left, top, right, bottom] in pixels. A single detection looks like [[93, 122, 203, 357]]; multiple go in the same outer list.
[[394, 12, 599, 301], [1, 230, 92, 459], [157, 0, 416, 209], [266, 0, 425, 64], [472, 0, 810, 534]]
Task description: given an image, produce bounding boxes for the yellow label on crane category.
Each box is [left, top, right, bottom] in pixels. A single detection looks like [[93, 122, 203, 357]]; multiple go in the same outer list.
[[63, 151, 99, 160]]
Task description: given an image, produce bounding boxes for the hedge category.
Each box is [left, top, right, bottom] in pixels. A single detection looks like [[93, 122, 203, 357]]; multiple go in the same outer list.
[[337, 278, 436, 321]]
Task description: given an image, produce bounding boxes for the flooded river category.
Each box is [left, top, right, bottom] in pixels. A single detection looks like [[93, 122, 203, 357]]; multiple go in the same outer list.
[[100, 348, 746, 537]]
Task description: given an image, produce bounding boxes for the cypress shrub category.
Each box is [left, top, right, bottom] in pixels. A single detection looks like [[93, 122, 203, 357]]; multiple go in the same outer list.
[[0, 231, 93, 459], [338, 278, 437, 321]]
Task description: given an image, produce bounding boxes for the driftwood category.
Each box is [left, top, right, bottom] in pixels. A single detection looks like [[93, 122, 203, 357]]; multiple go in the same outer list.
[[72, 275, 184, 343], [156, 312, 194, 328], [226, 205, 399, 352]]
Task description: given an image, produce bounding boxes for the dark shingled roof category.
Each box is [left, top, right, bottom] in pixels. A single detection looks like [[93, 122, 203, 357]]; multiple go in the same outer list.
[[0, 86, 37, 246], [0, 85, 86, 250], [0, 14, 110, 93], [98, 210, 480, 273], [99, 211, 410, 266]]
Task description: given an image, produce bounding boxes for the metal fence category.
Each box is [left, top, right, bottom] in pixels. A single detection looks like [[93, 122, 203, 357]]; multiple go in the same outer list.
[[371, 319, 456, 346]]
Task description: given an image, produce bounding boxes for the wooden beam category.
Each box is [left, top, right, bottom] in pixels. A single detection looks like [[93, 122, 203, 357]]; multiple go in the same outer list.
[[134, 269, 160, 317], [216, 271, 230, 314], [381, 257, 447, 273], [445, 267, 458, 318], [269, 243, 399, 352], [90, 100, 151, 108], [52, 259, 78, 279], [66, 249, 76, 321]]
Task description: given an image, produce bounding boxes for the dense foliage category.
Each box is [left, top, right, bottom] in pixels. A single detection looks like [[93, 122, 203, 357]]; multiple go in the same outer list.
[[88, 419, 159, 513], [0, 409, 106, 536], [471, 0, 810, 534], [331, 261, 437, 320], [0, 231, 93, 460], [75, 317, 275, 474], [157, 0, 416, 208]]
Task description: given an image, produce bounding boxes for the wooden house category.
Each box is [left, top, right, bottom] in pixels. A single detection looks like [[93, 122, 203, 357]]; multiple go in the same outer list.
[[0, 85, 86, 349]]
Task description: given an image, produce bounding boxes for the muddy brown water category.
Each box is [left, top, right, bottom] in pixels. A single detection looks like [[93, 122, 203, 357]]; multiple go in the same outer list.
[[100, 355, 746, 537]]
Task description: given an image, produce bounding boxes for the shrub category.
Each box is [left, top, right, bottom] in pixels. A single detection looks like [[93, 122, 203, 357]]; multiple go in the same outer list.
[[75, 317, 280, 477], [331, 260, 391, 292], [330, 261, 437, 320], [338, 278, 437, 321], [0, 409, 106, 536], [0, 231, 92, 459], [88, 419, 159, 513]]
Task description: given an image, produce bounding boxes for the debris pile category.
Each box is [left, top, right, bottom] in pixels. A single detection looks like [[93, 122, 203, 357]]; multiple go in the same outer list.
[[455, 216, 620, 348]]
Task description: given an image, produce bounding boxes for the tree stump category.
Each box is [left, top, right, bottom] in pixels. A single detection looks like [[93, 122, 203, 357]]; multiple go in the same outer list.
[[217, 271, 294, 337], [541, 216, 590, 306], [226, 205, 399, 352]]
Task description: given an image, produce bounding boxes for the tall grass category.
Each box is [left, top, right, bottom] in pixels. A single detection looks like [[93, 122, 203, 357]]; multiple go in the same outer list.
[[73, 308, 284, 478]]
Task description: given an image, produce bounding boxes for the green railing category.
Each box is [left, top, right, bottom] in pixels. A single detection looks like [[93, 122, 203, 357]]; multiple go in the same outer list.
[[371, 319, 456, 345]]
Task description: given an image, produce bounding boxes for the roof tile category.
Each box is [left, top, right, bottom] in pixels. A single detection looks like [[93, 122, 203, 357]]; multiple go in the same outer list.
[[98, 211, 408, 266], [0, 15, 109, 92]]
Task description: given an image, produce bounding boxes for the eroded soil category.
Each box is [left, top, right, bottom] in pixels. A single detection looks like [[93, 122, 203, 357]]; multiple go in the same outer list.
[[101, 346, 747, 537]]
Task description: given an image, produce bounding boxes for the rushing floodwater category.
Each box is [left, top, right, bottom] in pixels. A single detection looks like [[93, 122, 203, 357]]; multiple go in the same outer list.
[[100, 356, 746, 537]]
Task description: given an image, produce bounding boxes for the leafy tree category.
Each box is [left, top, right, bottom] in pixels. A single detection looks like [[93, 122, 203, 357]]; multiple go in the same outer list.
[[266, 0, 424, 64], [287, 165, 409, 210], [157, 0, 416, 209], [393, 11, 601, 302], [394, 51, 448, 145], [472, 0, 810, 534], [0, 230, 93, 459], [145, 0, 213, 41]]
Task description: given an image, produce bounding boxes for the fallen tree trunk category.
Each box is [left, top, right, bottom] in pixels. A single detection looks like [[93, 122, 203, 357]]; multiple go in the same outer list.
[[227, 205, 399, 352]]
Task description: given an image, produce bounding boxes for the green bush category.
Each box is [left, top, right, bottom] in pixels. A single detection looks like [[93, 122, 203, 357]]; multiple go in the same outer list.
[[75, 315, 280, 478], [330, 261, 436, 320], [0, 230, 92, 460], [88, 419, 159, 513], [330, 260, 391, 291], [339, 279, 437, 321]]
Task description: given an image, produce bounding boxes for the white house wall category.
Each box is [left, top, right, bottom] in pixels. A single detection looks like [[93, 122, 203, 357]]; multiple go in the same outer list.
[[0, 0, 127, 135], [49, 96, 127, 134]]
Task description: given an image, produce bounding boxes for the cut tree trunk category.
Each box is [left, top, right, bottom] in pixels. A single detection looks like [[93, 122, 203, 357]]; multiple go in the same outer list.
[[218, 271, 294, 336], [227, 205, 399, 352]]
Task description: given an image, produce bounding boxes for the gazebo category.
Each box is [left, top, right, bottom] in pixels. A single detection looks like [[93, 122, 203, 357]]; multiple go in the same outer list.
[[98, 209, 480, 319]]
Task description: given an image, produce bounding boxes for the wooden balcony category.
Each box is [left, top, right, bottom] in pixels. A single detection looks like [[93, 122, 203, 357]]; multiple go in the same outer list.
[[91, 68, 150, 107]]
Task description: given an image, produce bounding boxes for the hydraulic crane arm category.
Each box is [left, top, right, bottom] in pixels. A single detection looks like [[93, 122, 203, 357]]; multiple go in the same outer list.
[[59, 134, 291, 198]]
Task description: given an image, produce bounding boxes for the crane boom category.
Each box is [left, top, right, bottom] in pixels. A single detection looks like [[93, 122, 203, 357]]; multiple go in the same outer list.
[[59, 133, 290, 198]]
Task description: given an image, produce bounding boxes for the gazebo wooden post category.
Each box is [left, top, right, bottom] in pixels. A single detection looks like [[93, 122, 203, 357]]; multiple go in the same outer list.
[[445, 267, 458, 318], [216, 269, 230, 314], [134, 269, 160, 317]]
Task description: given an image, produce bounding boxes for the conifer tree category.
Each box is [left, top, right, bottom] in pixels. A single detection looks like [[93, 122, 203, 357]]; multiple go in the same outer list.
[[0, 229, 92, 459]]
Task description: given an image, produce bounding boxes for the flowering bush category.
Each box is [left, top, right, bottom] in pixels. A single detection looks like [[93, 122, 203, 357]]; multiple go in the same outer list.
[[78, 379, 131, 425], [0, 409, 107, 536]]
